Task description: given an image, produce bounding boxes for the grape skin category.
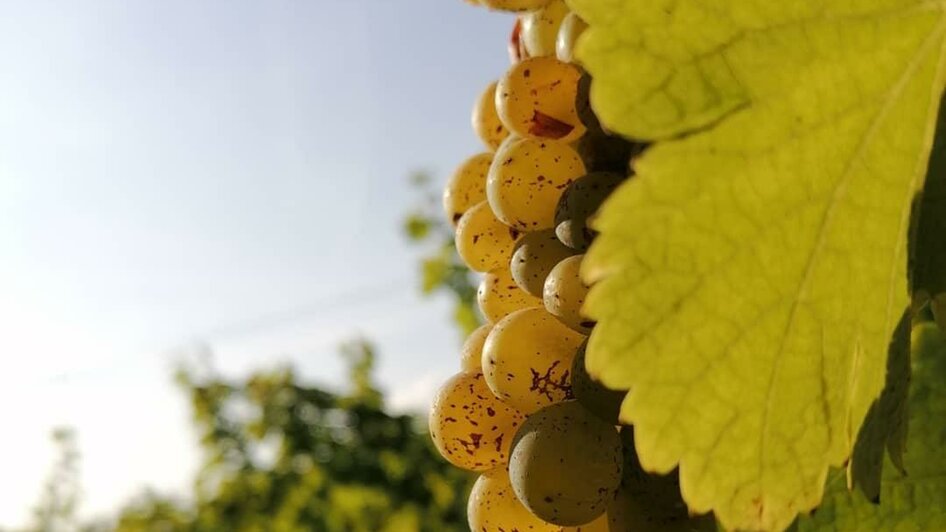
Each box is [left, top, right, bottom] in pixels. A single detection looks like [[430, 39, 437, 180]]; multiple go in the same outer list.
[[482, 307, 585, 414], [496, 56, 586, 143], [554, 172, 625, 250], [487, 136, 586, 231], [456, 200, 523, 273], [509, 400, 622, 526], [543, 254, 592, 334], [479, 0, 553, 12], [511, 228, 576, 298], [460, 324, 492, 373], [520, 0, 569, 58], [443, 152, 492, 226], [478, 267, 543, 324], [556, 12, 587, 64], [571, 340, 624, 424], [429, 371, 524, 472], [472, 81, 510, 151], [468, 469, 561, 532]]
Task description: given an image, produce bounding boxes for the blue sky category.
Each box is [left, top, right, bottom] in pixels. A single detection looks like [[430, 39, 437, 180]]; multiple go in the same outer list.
[[0, 1, 511, 525]]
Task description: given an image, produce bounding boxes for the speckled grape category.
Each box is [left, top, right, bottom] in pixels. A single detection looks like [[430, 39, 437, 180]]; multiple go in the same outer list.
[[571, 340, 625, 424], [487, 136, 586, 231], [456, 200, 523, 273], [496, 56, 586, 143], [520, 0, 569, 58], [460, 324, 492, 373], [468, 469, 561, 532], [544, 255, 592, 334], [554, 172, 625, 250], [443, 152, 492, 226], [472, 81, 510, 151], [556, 12, 587, 64], [482, 307, 585, 414], [478, 267, 543, 324], [429, 371, 525, 472], [511, 229, 577, 297], [479, 0, 553, 12], [509, 401, 622, 526]]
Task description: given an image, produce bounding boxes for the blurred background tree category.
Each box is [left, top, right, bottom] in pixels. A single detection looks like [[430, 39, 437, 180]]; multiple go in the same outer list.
[[402, 171, 482, 337], [20, 341, 471, 532], [14, 172, 476, 532]]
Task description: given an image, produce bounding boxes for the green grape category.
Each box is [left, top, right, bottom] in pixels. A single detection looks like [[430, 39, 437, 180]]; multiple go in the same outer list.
[[487, 136, 586, 231], [554, 172, 625, 250], [520, 0, 569, 58], [556, 12, 588, 63], [564, 514, 610, 531], [511, 229, 576, 297], [496, 56, 586, 142], [608, 428, 717, 532], [468, 469, 561, 532], [480, 0, 553, 12], [429, 371, 525, 472], [571, 340, 624, 424], [571, 127, 636, 174], [544, 255, 592, 334], [509, 401, 622, 526], [478, 267, 543, 324], [456, 200, 523, 273], [482, 307, 585, 414], [443, 152, 492, 226], [473, 81, 511, 151], [460, 323, 492, 373]]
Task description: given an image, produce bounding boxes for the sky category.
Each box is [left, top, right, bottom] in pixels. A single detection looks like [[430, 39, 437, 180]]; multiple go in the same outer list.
[[0, 1, 512, 526]]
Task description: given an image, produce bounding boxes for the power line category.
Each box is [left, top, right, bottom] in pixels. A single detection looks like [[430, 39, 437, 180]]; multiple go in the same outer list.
[[195, 275, 416, 342]]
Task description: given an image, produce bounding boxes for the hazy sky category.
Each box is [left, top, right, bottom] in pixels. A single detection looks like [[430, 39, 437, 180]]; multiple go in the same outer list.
[[0, 1, 511, 525]]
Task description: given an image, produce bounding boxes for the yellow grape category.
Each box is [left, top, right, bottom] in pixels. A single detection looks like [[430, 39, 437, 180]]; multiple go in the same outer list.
[[455, 200, 523, 273], [487, 136, 586, 231], [544, 255, 593, 334], [496, 56, 586, 142], [520, 0, 570, 58], [556, 12, 588, 63], [480, 0, 553, 11], [460, 324, 492, 373], [509, 401, 622, 526], [472, 81, 510, 151], [483, 307, 585, 414], [478, 267, 543, 324], [443, 152, 491, 226], [511, 229, 576, 297], [468, 469, 560, 532], [429, 371, 525, 472]]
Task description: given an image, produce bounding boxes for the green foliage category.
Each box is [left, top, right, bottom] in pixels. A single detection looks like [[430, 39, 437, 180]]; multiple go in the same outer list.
[[105, 341, 471, 532], [797, 321, 946, 530], [846, 310, 911, 503], [571, 0, 946, 529], [26, 428, 83, 532], [403, 171, 482, 336]]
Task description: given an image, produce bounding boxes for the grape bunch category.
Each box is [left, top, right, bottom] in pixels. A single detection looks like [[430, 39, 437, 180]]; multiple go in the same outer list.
[[429, 1, 647, 530]]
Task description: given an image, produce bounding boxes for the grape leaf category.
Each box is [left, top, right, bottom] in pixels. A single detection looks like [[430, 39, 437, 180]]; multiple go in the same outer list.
[[797, 322, 946, 531], [571, 0, 946, 529], [846, 308, 911, 503]]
